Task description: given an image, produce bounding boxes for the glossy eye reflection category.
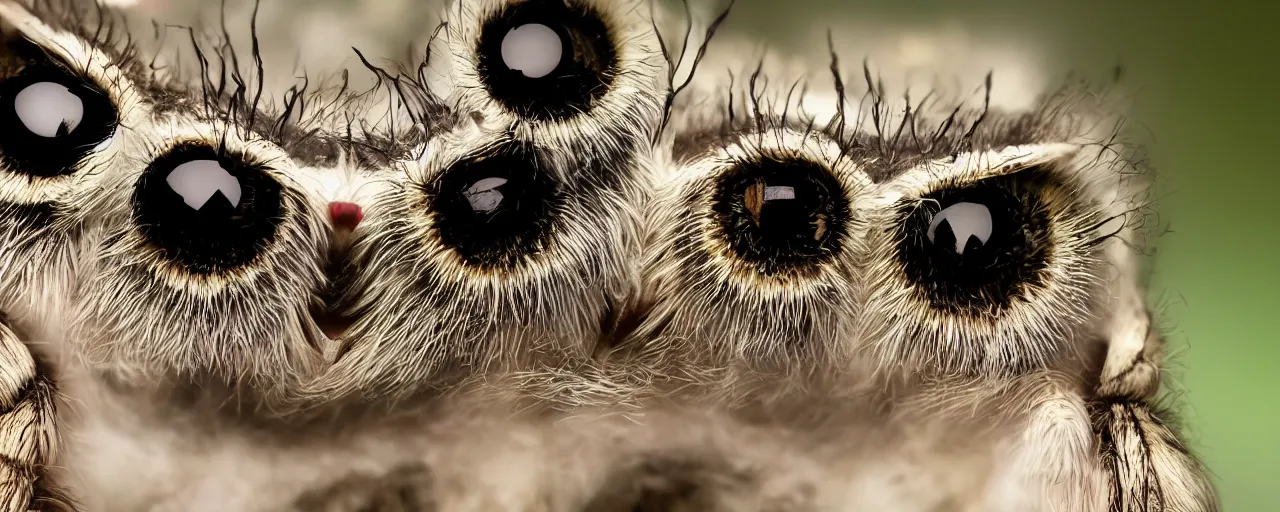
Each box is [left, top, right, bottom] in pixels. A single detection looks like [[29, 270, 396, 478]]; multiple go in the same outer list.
[[927, 202, 993, 255], [896, 172, 1052, 312], [166, 160, 243, 210], [429, 146, 562, 268], [463, 177, 510, 212], [476, 0, 617, 120], [15, 82, 83, 137], [0, 69, 117, 178], [501, 24, 562, 79], [711, 157, 850, 275], [133, 143, 284, 275]]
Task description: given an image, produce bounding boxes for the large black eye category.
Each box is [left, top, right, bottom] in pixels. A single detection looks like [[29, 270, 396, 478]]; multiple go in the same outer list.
[[475, 0, 617, 120], [0, 64, 117, 177], [133, 143, 284, 275], [895, 170, 1053, 312], [428, 144, 562, 268], [710, 157, 850, 276]]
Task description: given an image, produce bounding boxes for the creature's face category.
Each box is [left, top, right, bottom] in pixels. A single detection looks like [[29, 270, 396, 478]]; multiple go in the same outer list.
[[0, 0, 339, 384], [317, 0, 665, 399], [1, 0, 662, 404], [0, 0, 1218, 511]]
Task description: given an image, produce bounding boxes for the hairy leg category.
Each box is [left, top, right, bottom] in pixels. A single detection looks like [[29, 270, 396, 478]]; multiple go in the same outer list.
[[0, 317, 64, 512], [1090, 306, 1219, 512]]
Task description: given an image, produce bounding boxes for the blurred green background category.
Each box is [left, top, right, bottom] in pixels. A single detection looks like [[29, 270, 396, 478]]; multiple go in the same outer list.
[[717, 0, 1276, 509]]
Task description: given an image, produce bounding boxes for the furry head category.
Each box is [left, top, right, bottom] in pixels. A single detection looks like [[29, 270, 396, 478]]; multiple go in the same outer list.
[[0, 1, 1218, 511]]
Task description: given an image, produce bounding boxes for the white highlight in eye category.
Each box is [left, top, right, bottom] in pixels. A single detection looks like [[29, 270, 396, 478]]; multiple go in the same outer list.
[[166, 160, 242, 211], [763, 186, 795, 201], [927, 202, 992, 255], [14, 82, 84, 138], [501, 23, 562, 79], [464, 177, 508, 213]]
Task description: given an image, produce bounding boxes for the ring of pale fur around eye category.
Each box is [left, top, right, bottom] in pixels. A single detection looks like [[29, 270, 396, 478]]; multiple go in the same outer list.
[[119, 132, 319, 289], [623, 129, 868, 366], [447, 0, 664, 150], [861, 156, 1108, 376], [674, 130, 870, 286], [474, 0, 618, 121]]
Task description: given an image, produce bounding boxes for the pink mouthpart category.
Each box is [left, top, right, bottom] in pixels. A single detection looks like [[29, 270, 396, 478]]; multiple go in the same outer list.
[[329, 202, 364, 230]]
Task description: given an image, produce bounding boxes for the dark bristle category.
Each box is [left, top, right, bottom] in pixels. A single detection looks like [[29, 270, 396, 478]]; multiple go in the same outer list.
[[725, 68, 736, 124], [827, 30, 848, 166], [747, 57, 764, 136], [348, 20, 454, 162], [654, 0, 735, 145], [960, 71, 994, 144], [17, 0, 390, 166]]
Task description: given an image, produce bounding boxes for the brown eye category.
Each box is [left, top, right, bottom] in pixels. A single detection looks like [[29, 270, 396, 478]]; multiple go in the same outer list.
[[711, 156, 851, 276]]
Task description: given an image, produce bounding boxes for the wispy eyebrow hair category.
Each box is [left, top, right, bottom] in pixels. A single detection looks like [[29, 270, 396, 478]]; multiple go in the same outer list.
[[19, 0, 435, 169], [669, 45, 1129, 184]]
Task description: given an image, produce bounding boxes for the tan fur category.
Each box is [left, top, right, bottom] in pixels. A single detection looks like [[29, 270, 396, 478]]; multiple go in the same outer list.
[[630, 127, 871, 374], [0, 319, 58, 511], [302, 0, 667, 402], [0, 1, 1220, 511]]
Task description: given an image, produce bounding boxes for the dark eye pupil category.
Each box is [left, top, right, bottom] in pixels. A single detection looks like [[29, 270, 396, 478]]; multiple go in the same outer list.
[[430, 145, 562, 268], [476, 0, 617, 120], [742, 182, 822, 238], [896, 175, 1051, 312], [133, 144, 283, 275], [0, 41, 117, 178], [712, 157, 849, 275]]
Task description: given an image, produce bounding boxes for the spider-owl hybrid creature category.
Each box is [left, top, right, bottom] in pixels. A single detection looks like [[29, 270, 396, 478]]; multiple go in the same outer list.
[[0, 0, 1219, 510]]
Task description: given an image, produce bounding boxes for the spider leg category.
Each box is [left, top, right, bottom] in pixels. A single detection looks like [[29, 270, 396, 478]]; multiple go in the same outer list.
[[1089, 308, 1219, 512], [0, 318, 64, 512]]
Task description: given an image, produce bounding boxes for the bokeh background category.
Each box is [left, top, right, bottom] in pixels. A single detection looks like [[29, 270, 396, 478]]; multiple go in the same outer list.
[[107, 0, 1280, 509]]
